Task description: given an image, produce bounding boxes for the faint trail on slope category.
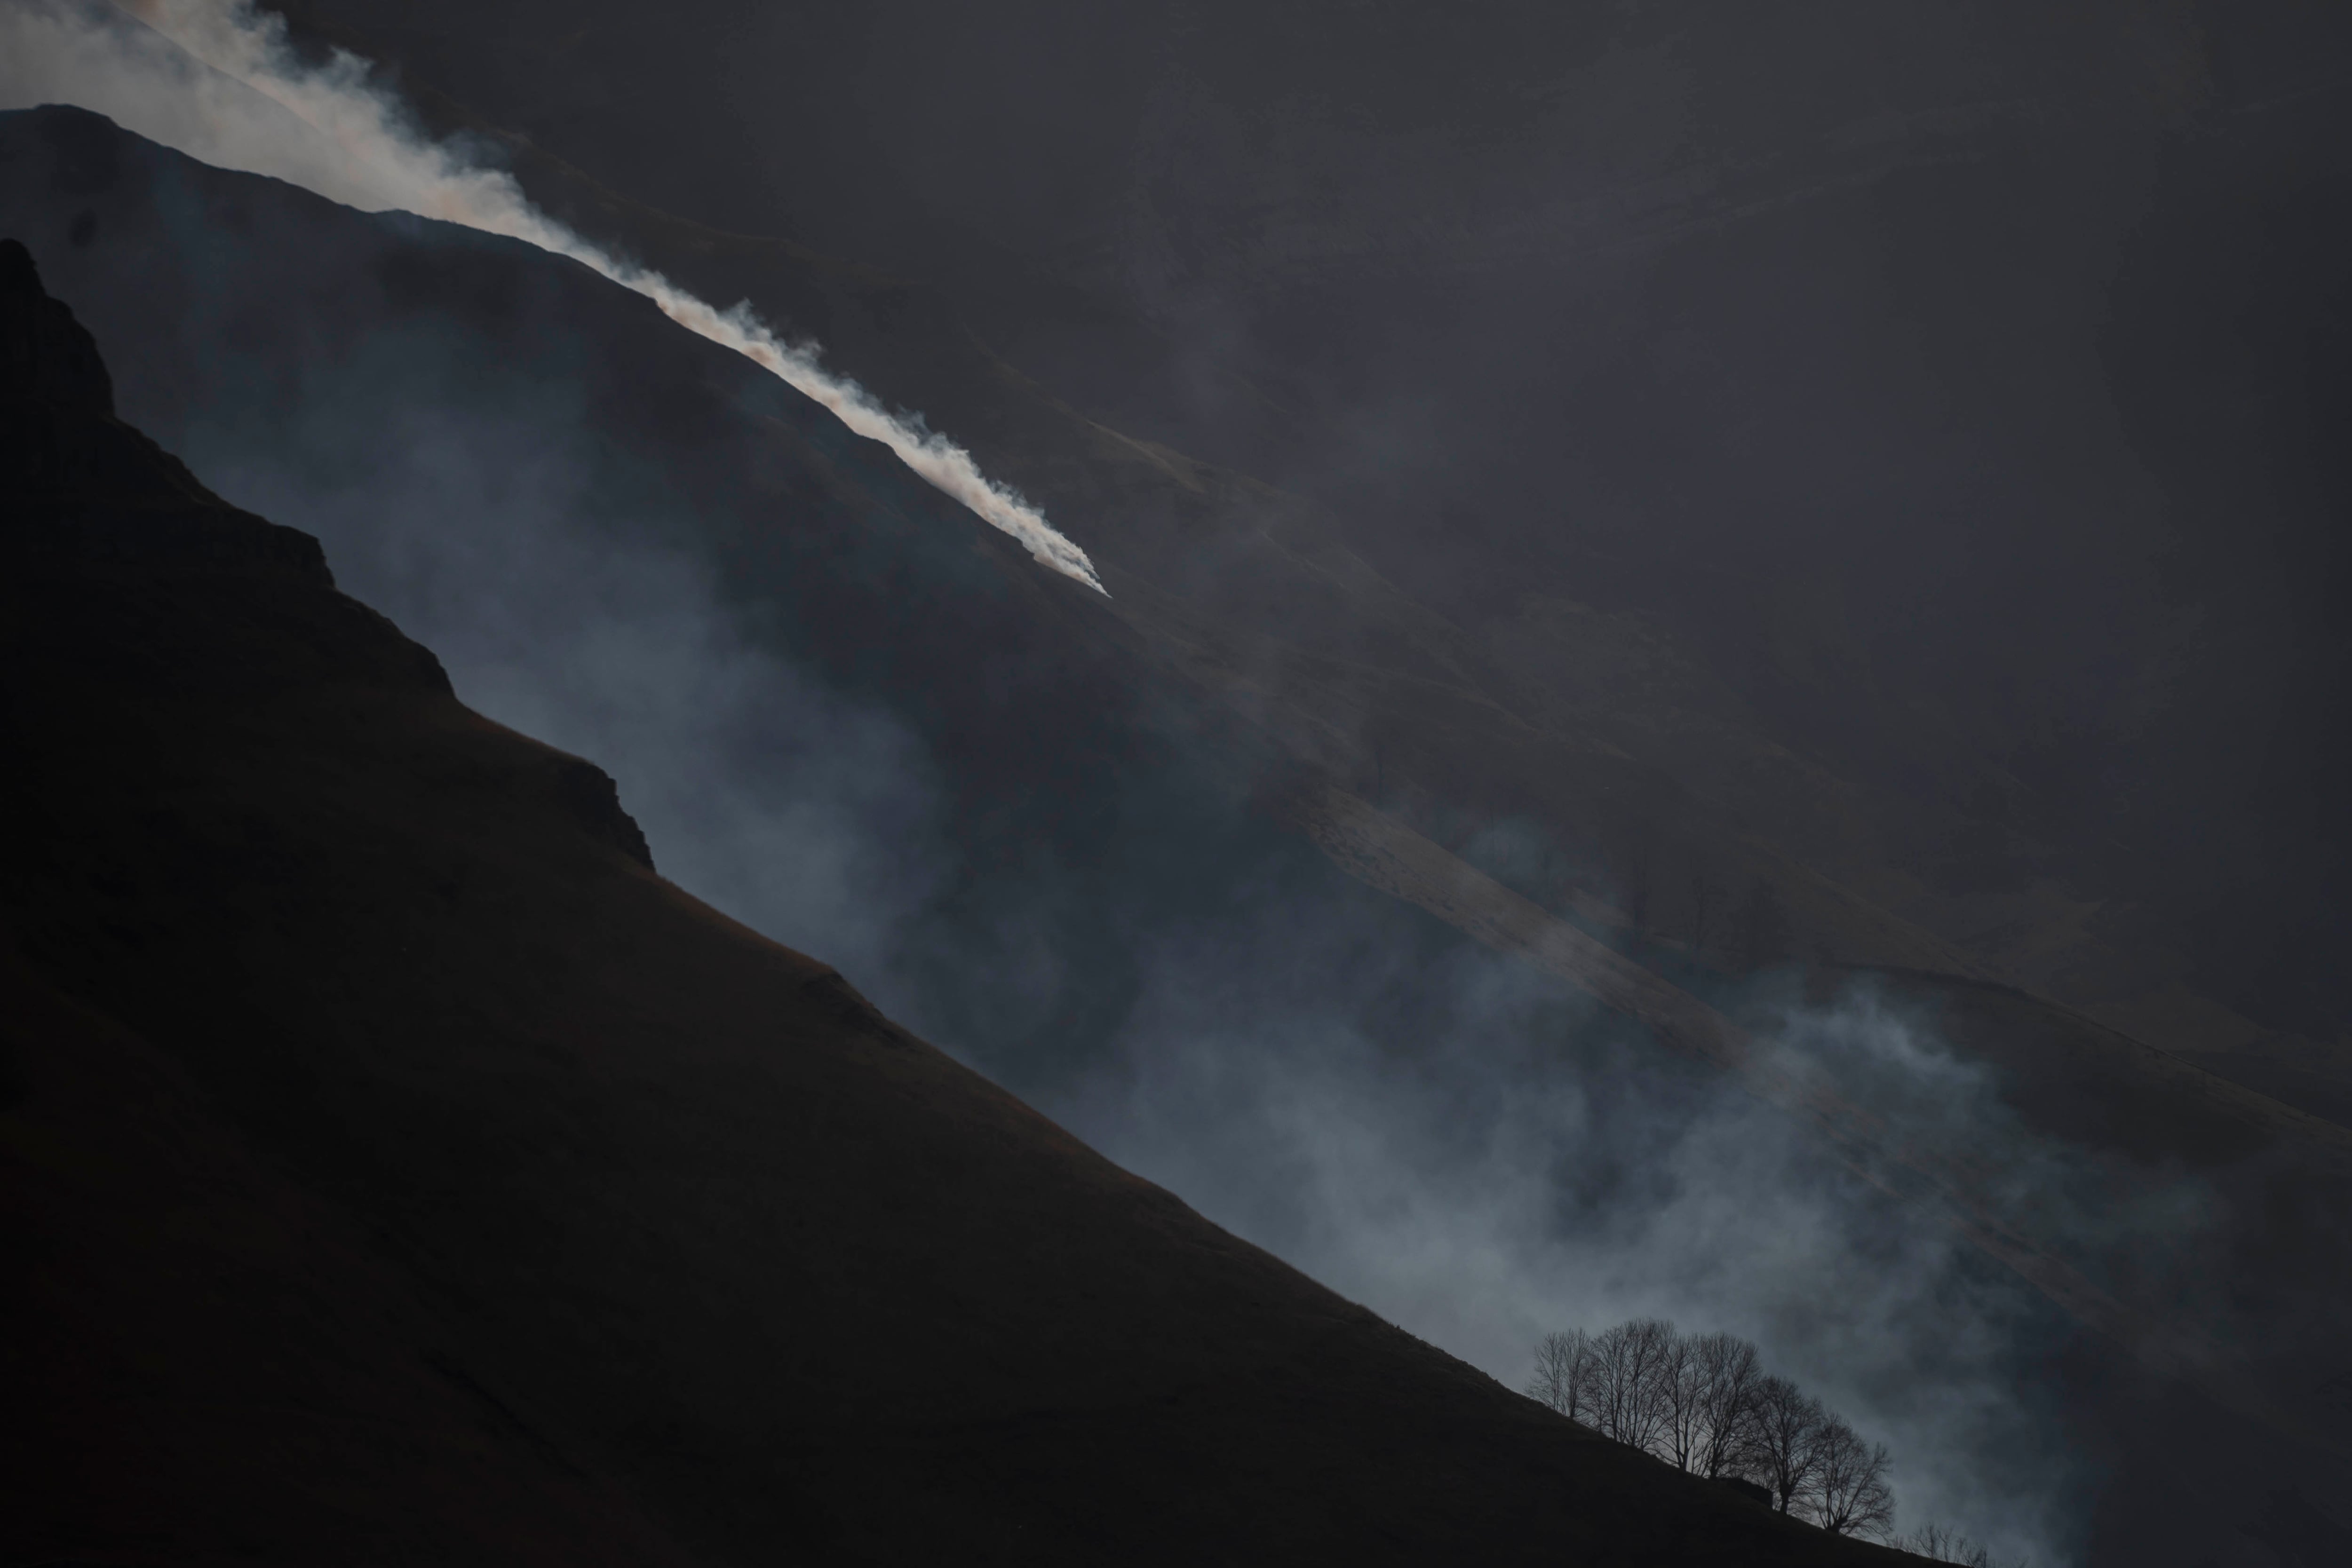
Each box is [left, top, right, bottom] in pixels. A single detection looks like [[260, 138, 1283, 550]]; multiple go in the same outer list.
[[0, 0, 1105, 592]]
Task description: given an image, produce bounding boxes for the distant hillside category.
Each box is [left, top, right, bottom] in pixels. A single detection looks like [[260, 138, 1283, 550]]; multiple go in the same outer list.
[[269, 0, 2352, 1070]]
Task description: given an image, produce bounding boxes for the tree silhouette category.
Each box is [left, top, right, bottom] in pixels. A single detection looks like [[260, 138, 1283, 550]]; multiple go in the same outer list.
[[1588, 1318, 1677, 1454], [1526, 1328, 1596, 1425], [1688, 1331, 1767, 1480], [1748, 1374, 1826, 1515], [1528, 1320, 1919, 1545], [1810, 1414, 1894, 1536], [1656, 1328, 1705, 1471]]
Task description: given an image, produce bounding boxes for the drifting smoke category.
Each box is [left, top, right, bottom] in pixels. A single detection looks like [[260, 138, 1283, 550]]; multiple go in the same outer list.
[[9, 15, 2325, 1561], [1062, 922, 2091, 1566], [0, 0, 1106, 592], [8, 86, 2254, 1561]]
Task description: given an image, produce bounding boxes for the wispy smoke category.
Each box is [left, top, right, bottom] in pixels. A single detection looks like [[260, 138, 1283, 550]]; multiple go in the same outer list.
[[6, 90, 2209, 1556], [5, 16, 2280, 1560], [206, 390, 954, 997], [0, 0, 1106, 592], [1061, 917, 2094, 1565]]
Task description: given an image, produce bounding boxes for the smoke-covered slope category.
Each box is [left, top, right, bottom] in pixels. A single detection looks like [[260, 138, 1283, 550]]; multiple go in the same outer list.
[[5, 95, 2348, 1561], [0, 236, 1932, 1564], [253, 0, 2352, 1080]]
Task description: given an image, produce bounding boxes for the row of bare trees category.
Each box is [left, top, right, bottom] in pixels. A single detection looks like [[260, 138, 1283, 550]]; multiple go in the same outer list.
[[1527, 1320, 1895, 1537]]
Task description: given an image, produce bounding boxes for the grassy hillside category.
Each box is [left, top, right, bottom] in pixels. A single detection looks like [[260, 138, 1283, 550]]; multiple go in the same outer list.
[[0, 238, 1919, 1563]]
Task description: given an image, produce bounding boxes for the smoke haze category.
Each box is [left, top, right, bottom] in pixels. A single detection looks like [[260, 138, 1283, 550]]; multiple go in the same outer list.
[[1, 109, 2152, 1562], [9, 6, 2348, 1559], [0, 0, 1104, 588]]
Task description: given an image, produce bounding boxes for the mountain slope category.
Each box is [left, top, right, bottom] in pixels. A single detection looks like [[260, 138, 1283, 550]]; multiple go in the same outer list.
[[9, 108, 2349, 1559], [254, 0, 2352, 1073], [0, 236, 1924, 1562]]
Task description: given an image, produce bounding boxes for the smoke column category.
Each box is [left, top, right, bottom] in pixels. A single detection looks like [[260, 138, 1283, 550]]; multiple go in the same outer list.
[[0, 0, 1107, 593]]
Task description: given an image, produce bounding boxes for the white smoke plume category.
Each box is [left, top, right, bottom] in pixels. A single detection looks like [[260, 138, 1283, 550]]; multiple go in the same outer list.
[[0, 0, 1108, 593]]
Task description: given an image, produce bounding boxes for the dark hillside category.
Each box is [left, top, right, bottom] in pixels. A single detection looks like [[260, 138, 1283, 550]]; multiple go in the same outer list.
[[0, 103, 1372, 1093], [0, 239, 1924, 1561], [7, 104, 2350, 1560]]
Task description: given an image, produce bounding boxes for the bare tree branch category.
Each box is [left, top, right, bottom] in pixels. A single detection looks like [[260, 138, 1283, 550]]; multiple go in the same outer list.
[[1690, 1331, 1767, 1481], [1526, 1329, 1596, 1425], [1531, 1321, 1923, 1549], [1588, 1318, 1678, 1456], [1657, 1328, 1704, 1471], [1811, 1415, 1895, 1538], [1749, 1374, 1826, 1516]]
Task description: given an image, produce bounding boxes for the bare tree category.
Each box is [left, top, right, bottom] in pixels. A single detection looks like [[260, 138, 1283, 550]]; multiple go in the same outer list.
[[1688, 1331, 1766, 1481], [1811, 1415, 1895, 1538], [1748, 1374, 1826, 1515], [1588, 1318, 1677, 1455], [1526, 1329, 1597, 1425], [1531, 1322, 1923, 1546], [1654, 1328, 1704, 1470]]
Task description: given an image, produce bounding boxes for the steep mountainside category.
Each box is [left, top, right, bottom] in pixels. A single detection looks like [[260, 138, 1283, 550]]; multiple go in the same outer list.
[[7, 101, 2351, 1561], [0, 236, 1932, 1564]]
